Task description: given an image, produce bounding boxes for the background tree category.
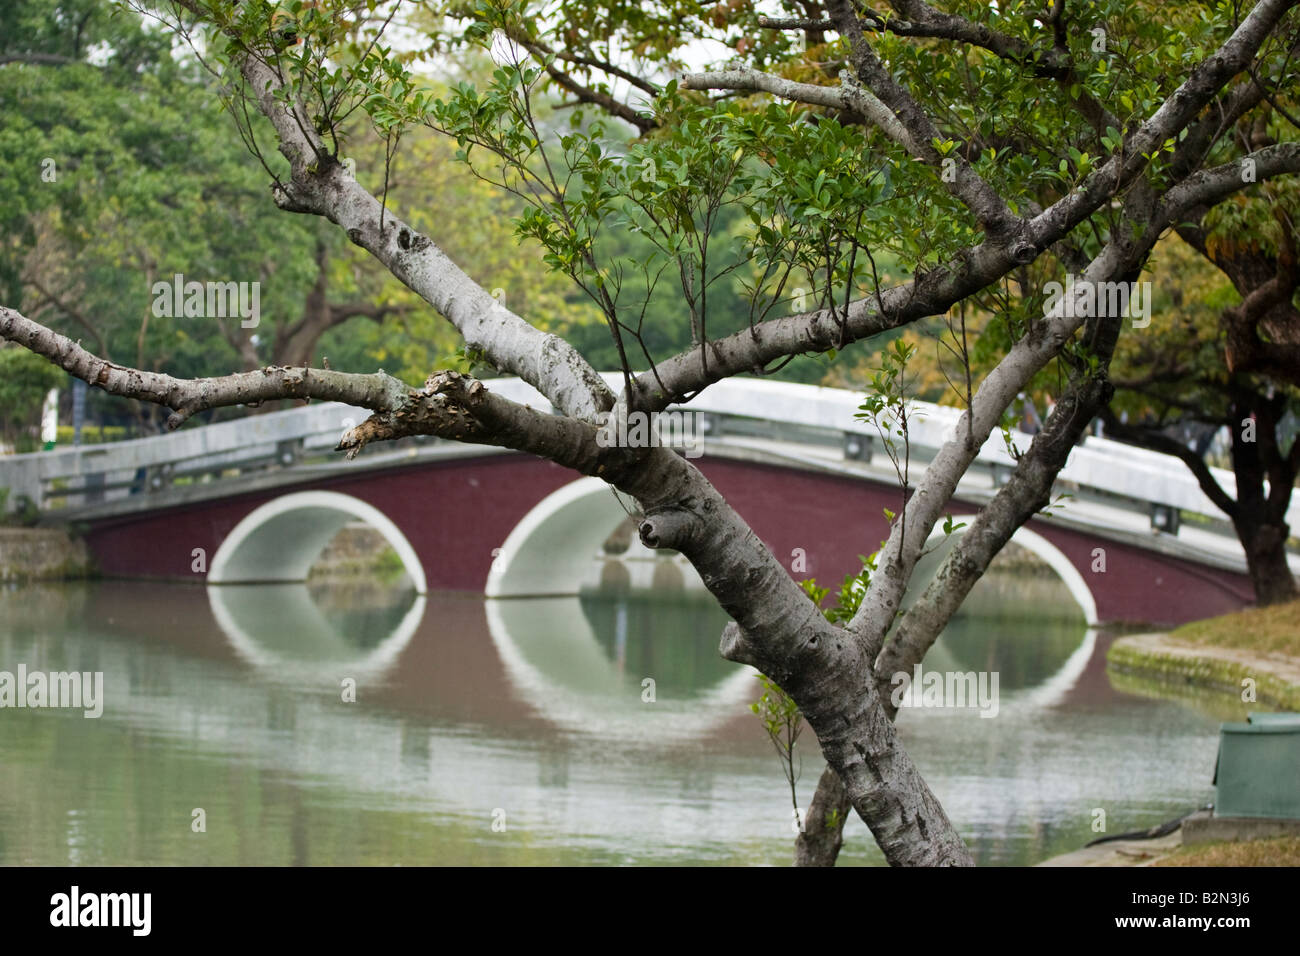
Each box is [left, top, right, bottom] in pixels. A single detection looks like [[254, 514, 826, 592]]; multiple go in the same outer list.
[[1097, 232, 1300, 606], [0, 345, 64, 453], [1, 0, 325, 427], [1105, 151, 1300, 604], [0, 0, 628, 429]]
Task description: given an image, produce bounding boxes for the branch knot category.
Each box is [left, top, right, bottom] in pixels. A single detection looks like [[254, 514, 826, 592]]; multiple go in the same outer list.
[[638, 509, 696, 550]]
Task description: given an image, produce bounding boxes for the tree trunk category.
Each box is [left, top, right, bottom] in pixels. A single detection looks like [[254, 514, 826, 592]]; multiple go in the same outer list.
[[1099, 388, 1298, 609], [794, 359, 1121, 867], [1229, 393, 1299, 606], [1235, 507, 1298, 605], [794, 766, 850, 866]]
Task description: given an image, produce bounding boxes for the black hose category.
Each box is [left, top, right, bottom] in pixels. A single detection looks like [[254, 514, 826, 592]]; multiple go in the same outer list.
[[1084, 805, 1213, 847]]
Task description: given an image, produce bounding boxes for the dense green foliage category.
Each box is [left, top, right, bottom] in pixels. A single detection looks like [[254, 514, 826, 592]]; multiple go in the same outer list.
[[4, 0, 1298, 470], [0, 346, 65, 451]]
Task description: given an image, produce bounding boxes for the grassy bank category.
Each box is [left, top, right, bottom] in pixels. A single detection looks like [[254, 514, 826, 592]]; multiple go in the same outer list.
[[1106, 599, 1300, 710], [1154, 836, 1300, 867], [1171, 599, 1300, 656]]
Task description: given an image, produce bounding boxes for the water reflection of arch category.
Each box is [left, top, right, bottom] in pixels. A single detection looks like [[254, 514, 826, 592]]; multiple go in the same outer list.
[[1005, 628, 1098, 712], [897, 513, 1101, 716], [489, 485, 1100, 730], [208, 583, 425, 686], [484, 596, 757, 740], [895, 628, 1099, 714]]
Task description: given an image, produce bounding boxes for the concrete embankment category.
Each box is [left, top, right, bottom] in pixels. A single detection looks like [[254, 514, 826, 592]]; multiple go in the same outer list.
[[1036, 829, 1183, 866], [0, 527, 93, 581], [1107, 632, 1300, 710]]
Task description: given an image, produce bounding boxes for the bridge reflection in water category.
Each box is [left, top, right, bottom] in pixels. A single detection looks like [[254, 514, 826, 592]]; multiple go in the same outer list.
[[207, 583, 427, 687], [0, 565, 1226, 866]]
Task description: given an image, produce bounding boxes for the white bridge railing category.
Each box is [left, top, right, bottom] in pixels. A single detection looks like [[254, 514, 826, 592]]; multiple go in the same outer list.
[[0, 375, 1291, 538]]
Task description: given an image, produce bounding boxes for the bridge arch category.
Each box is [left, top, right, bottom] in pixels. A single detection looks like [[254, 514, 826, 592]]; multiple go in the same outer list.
[[486, 477, 631, 597], [912, 515, 1099, 626], [208, 490, 427, 593], [490, 489, 1101, 627]]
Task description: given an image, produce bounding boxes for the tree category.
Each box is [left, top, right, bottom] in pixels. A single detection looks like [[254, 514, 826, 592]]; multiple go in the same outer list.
[[1104, 166, 1300, 605], [4, 0, 1300, 866], [0, 0, 428, 425], [0, 0, 322, 388], [0, 345, 64, 453], [1, 0, 608, 424]]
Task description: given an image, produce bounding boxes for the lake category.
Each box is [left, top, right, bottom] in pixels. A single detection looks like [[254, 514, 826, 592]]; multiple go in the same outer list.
[[0, 567, 1239, 865]]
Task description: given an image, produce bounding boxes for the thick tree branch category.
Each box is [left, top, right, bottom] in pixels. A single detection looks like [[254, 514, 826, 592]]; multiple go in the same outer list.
[[759, 16, 834, 31], [844, 243, 1125, 656], [229, 46, 614, 421], [1156, 142, 1300, 231], [681, 68, 914, 149], [1, 304, 403, 429], [879, 372, 1117, 693], [0, 303, 622, 477]]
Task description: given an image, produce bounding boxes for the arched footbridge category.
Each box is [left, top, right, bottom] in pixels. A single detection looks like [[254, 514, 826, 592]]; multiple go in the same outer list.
[[4, 376, 1295, 627]]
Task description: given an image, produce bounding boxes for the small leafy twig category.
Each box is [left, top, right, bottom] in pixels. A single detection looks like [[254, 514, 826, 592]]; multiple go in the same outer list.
[[752, 674, 803, 817]]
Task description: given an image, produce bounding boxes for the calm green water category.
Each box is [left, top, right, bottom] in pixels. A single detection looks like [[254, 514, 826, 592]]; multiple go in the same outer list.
[[0, 568, 1237, 866]]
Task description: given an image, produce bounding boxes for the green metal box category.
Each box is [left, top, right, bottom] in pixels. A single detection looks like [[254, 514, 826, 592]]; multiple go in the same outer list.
[[1213, 712, 1300, 819]]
